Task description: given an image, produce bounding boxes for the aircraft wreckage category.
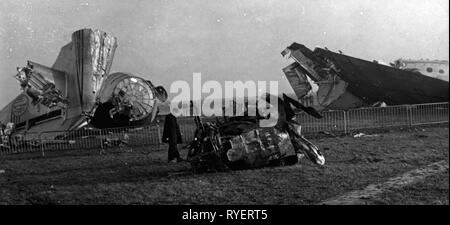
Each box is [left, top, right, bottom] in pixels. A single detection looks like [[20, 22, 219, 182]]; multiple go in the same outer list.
[[0, 28, 168, 136], [282, 43, 449, 110], [1, 30, 447, 172], [0, 29, 327, 172], [185, 43, 450, 172], [185, 96, 326, 173]]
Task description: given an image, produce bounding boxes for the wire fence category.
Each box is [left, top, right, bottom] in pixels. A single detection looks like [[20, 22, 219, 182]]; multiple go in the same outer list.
[[1, 102, 448, 156]]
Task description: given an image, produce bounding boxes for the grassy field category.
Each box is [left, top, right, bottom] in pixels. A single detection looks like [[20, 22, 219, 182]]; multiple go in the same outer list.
[[0, 125, 448, 205], [369, 171, 449, 205]]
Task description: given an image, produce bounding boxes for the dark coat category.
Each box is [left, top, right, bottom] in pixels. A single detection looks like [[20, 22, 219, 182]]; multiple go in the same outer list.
[[162, 113, 183, 144]]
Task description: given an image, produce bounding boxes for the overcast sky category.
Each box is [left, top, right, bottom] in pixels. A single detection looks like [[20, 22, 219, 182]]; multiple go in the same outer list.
[[0, 0, 448, 108]]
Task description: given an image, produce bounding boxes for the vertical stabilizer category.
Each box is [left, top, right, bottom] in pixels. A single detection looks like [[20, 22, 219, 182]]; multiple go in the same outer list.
[[71, 28, 118, 111]]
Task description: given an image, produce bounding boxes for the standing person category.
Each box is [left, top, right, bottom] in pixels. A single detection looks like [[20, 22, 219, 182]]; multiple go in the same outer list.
[[162, 113, 183, 162]]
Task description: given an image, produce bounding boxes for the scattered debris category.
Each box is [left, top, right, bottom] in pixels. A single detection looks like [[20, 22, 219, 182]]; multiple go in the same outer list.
[[415, 134, 428, 138], [353, 133, 379, 138], [319, 131, 337, 137], [365, 157, 383, 163]]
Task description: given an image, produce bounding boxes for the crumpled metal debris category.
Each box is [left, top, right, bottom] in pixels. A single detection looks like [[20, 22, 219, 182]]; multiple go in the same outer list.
[[353, 133, 379, 138], [90, 29, 118, 95], [186, 114, 325, 173]]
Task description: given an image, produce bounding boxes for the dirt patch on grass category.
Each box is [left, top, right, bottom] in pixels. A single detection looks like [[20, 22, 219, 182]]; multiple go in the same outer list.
[[320, 160, 449, 205], [0, 126, 448, 204], [370, 170, 449, 205]]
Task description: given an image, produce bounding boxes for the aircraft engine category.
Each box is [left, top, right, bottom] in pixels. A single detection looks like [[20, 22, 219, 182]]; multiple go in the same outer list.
[[89, 72, 167, 128], [15, 61, 68, 108]]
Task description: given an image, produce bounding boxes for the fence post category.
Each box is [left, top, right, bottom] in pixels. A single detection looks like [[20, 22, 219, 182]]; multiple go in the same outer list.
[[142, 126, 146, 149], [40, 132, 45, 157], [407, 105, 412, 127], [99, 129, 104, 151], [157, 123, 162, 145], [343, 110, 348, 134]]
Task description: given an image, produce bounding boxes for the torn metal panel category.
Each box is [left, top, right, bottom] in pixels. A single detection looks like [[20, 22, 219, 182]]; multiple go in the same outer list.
[[282, 44, 357, 110], [282, 43, 329, 81], [315, 75, 352, 107], [91, 29, 118, 95], [226, 128, 296, 167], [282, 62, 312, 99]]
